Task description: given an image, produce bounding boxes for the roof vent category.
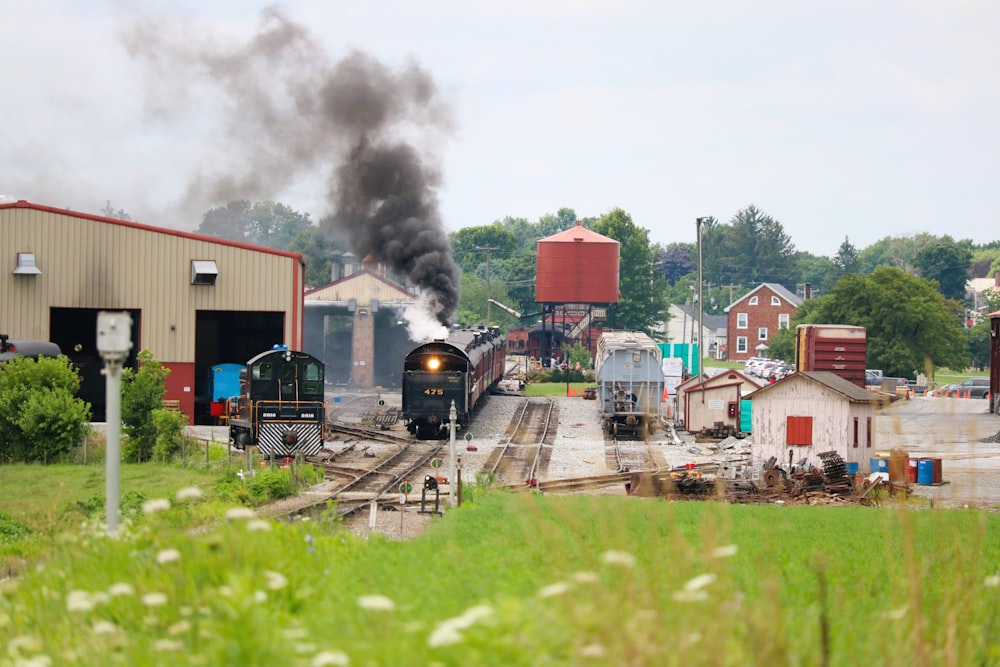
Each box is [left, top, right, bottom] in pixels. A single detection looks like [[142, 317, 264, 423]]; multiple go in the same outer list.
[[12, 252, 41, 275], [191, 260, 218, 285]]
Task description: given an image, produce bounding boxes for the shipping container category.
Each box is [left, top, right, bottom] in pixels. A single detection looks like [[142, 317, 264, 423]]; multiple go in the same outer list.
[[794, 324, 867, 387]]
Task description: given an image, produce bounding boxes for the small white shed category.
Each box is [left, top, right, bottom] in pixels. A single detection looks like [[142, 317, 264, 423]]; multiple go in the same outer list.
[[746, 371, 880, 471]]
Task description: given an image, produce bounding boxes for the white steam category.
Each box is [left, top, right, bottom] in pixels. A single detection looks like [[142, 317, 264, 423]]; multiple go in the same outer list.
[[404, 294, 450, 343]]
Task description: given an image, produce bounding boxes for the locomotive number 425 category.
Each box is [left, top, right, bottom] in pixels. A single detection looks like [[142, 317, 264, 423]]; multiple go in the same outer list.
[[423, 388, 445, 395]]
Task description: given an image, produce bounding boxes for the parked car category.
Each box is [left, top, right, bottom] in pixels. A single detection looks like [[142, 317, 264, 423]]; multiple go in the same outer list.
[[934, 378, 990, 398]]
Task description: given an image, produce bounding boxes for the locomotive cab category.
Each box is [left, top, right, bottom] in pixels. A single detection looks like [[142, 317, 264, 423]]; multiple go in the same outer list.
[[227, 346, 327, 458]]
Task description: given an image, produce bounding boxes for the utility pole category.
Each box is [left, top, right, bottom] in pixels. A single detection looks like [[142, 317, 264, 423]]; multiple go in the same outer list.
[[696, 218, 710, 381], [474, 246, 500, 325]]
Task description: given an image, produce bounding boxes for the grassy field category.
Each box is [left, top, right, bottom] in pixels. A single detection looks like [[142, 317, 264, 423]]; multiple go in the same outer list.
[[1, 461, 999, 666]]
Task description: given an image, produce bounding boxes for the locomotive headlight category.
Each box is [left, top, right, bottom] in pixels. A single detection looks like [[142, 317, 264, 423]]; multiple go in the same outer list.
[[427, 357, 441, 371]]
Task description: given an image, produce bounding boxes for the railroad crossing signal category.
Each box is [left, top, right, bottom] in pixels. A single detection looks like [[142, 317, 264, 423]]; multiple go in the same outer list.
[[399, 481, 413, 494]]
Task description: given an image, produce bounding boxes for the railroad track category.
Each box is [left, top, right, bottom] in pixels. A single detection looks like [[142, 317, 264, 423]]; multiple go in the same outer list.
[[483, 398, 557, 487], [333, 443, 445, 498], [605, 433, 659, 474], [325, 420, 411, 445]]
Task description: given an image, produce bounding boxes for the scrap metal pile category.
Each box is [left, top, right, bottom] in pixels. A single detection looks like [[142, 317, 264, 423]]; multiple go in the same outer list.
[[629, 451, 899, 506]]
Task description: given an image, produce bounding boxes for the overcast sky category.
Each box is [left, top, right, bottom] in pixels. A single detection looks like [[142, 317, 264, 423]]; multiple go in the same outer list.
[[2, 0, 998, 257]]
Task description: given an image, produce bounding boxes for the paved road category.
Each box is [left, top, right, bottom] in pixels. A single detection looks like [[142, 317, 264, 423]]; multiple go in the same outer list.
[[876, 395, 1000, 508]]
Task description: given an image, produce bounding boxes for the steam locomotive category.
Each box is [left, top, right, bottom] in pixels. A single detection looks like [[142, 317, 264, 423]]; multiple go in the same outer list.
[[227, 346, 326, 458], [402, 327, 506, 438]]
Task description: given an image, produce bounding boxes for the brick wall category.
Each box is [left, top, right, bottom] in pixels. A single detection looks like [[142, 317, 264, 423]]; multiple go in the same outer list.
[[726, 286, 798, 361]]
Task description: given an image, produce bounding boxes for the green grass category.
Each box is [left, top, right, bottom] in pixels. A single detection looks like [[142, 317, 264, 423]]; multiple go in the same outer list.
[[1, 480, 999, 666]]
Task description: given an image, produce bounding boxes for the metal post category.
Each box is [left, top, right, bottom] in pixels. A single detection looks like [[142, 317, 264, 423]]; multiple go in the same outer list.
[[474, 245, 499, 325], [448, 400, 457, 508], [696, 218, 709, 381], [97, 312, 133, 534]]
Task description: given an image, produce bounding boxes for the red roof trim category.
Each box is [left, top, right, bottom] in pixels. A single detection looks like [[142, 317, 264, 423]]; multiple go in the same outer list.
[[0, 200, 304, 263]]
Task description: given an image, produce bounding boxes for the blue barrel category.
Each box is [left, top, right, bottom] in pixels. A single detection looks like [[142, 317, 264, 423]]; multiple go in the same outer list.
[[917, 459, 935, 485], [870, 458, 889, 474], [846, 462, 859, 476]]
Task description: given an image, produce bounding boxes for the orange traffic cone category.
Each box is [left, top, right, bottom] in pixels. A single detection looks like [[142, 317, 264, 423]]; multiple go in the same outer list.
[[662, 387, 669, 401]]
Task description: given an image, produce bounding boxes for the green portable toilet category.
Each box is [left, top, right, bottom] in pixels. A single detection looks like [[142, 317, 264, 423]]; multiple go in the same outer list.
[[740, 399, 752, 433]]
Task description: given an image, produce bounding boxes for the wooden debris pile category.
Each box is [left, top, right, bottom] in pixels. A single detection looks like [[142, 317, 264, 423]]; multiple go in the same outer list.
[[633, 450, 901, 506]]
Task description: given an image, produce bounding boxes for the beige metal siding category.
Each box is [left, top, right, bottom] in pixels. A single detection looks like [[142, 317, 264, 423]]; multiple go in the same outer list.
[[2, 207, 303, 362]]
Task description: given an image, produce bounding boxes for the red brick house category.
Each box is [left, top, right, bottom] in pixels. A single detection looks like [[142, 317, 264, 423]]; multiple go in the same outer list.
[[724, 283, 803, 361]]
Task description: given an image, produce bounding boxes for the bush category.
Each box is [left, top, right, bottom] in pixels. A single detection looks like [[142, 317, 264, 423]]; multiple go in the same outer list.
[[121, 349, 170, 463], [0, 355, 91, 463], [0, 512, 31, 545], [152, 408, 187, 462]]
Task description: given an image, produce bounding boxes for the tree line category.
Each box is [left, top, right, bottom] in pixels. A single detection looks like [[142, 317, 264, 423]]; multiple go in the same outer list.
[[167, 199, 999, 375]]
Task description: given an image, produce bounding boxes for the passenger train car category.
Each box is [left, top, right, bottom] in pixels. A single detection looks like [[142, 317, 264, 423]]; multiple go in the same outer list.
[[227, 346, 326, 459], [402, 327, 506, 438], [595, 331, 664, 438]]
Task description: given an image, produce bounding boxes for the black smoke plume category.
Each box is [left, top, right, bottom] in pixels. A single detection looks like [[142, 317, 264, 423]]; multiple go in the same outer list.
[[120, 7, 461, 326]]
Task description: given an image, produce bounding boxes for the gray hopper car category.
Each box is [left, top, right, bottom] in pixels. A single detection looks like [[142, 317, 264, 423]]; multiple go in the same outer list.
[[595, 331, 664, 438]]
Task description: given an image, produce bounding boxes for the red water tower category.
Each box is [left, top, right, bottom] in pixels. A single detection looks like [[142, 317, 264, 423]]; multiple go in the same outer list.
[[536, 222, 620, 304], [534, 222, 620, 365]]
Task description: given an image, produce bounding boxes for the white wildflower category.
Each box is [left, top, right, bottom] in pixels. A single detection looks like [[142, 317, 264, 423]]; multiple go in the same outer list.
[[7, 635, 43, 654], [461, 605, 494, 624], [91, 591, 110, 605], [254, 590, 267, 603], [142, 592, 168, 607], [985, 574, 1000, 588], [292, 642, 318, 654], [883, 605, 908, 620], [156, 548, 181, 564], [142, 498, 171, 514], [153, 639, 184, 652], [672, 590, 709, 602], [168, 620, 192, 636], [572, 571, 599, 583], [247, 519, 272, 531], [92, 620, 118, 635], [711, 544, 738, 558], [12, 656, 51, 667], [427, 623, 464, 648], [264, 570, 288, 591], [108, 582, 134, 597], [66, 590, 94, 613], [357, 594, 395, 611], [312, 650, 350, 667], [682, 573, 717, 592], [225, 507, 257, 520], [537, 582, 570, 598], [580, 644, 607, 658], [175, 486, 203, 501], [601, 550, 636, 568]]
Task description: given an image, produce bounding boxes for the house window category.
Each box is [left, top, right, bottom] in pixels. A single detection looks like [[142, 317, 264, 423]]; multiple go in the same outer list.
[[771, 296, 781, 306], [786, 416, 813, 445], [758, 327, 768, 341], [778, 313, 790, 329], [866, 417, 872, 447], [736, 336, 748, 353], [736, 313, 748, 329], [749, 296, 759, 305], [853, 416, 859, 447]]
